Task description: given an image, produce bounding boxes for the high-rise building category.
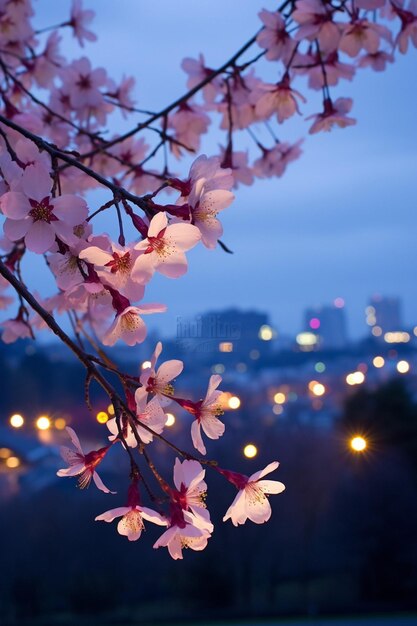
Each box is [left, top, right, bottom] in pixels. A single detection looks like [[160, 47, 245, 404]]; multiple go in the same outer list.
[[302, 301, 348, 349], [366, 295, 403, 338]]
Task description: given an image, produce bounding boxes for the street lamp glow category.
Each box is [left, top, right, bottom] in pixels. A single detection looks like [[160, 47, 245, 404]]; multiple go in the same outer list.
[[350, 436, 367, 452], [107, 404, 115, 416], [273, 392, 286, 404], [36, 416, 51, 430], [373, 356, 385, 368], [397, 360, 410, 374], [346, 371, 365, 386], [228, 396, 241, 410], [165, 413, 176, 427], [96, 411, 108, 424], [0, 448, 12, 459], [243, 443, 258, 459], [141, 360, 152, 370], [259, 325, 273, 341], [309, 381, 325, 396], [5, 456, 21, 468], [10, 414, 24, 428], [54, 418, 67, 430]]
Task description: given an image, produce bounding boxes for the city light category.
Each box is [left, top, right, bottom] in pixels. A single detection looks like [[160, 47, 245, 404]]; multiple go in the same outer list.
[[107, 404, 115, 416], [259, 325, 274, 341], [96, 411, 108, 424], [219, 341, 233, 352], [346, 371, 365, 386], [249, 349, 260, 360], [309, 381, 326, 397], [315, 362, 326, 373], [397, 360, 410, 374], [384, 332, 410, 344], [373, 356, 385, 368], [5, 456, 21, 468], [213, 363, 225, 374], [334, 297, 345, 308], [309, 317, 320, 330], [350, 436, 367, 452], [54, 418, 67, 430], [296, 332, 318, 347], [141, 360, 152, 370], [273, 392, 286, 405], [9, 414, 24, 428], [272, 404, 283, 415], [228, 396, 241, 410], [165, 413, 176, 427], [0, 448, 12, 459], [243, 443, 258, 459], [371, 326, 382, 337], [36, 416, 51, 430]]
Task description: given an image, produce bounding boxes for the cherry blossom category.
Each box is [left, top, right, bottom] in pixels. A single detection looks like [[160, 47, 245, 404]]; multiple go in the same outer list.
[[57, 426, 115, 494], [136, 341, 183, 407], [0, 317, 32, 343], [221, 462, 285, 526], [176, 374, 225, 455], [256, 9, 296, 63], [79, 238, 145, 301], [102, 302, 167, 347], [95, 483, 167, 541], [67, 0, 97, 47], [307, 97, 356, 134], [292, 0, 342, 52], [171, 458, 213, 531], [153, 509, 211, 560], [1, 163, 88, 253], [132, 212, 201, 282]]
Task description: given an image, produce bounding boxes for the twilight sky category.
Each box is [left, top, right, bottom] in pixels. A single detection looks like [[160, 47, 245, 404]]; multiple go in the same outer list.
[[27, 0, 417, 341]]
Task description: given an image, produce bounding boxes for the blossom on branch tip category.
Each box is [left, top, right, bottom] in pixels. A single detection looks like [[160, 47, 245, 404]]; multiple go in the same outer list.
[[102, 302, 167, 347], [95, 483, 167, 541], [136, 341, 183, 407], [57, 426, 115, 494], [220, 461, 285, 526], [132, 212, 201, 282]]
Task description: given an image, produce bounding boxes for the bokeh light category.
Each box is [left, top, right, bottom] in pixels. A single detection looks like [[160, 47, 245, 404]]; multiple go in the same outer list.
[[228, 396, 241, 410], [36, 416, 51, 430], [350, 436, 367, 452], [96, 411, 108, 424], [10, 414, 24, 428], [165, 413, 176, 427], [397, 360, 410, 374], [243, 444, 258, 459]]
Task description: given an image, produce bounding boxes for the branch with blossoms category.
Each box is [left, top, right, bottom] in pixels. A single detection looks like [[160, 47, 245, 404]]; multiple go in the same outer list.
[[0, 0, 415, 557]]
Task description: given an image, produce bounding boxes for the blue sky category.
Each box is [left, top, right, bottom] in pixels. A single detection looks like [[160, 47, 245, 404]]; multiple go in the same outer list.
[[25, 0, 417, 340]]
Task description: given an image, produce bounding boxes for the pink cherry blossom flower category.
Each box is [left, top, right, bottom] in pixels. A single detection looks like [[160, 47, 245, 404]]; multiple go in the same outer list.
[[79, 238, 145, 301], [181, 54, 223, 103], [292, 0, 342, 52], [253, 75, 306, 123], [95, 482, 167, 541], [308, 97, 356, 134], [102, 300, 167, 347], [132, 212, 201, 282], [1, 163, 88, 254], [176, 375, 225, 455], [65, 57, 108, 112], [358, 50, 394, 71], [393, 0, 417, 53], [219, 148, 254, 188], [339, 20, 392, 57], [1, 317, 32, 343], [256, 9, 296, 63], [107, 395, 167, 446], [220, 461, 285, 526], [253, 140, 303, 179], [57, 426, 115, 494], [136, 341, 183, 407], [171, 458, 213, 532], [68, 0, 97, 47], [153, 509, 211, 560], [167, 102, 210, 158]]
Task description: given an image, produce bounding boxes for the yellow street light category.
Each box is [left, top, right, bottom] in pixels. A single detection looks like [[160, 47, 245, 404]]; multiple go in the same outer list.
[[165, 413, 176, 427], [10, 414, 24, 428], [36, 416, 51, 430], [243, 443, 258, 459], [350, 436, 367, 452], [228, 396, 241, 410], [397, 360, 410, 374], [96, 411, 108, 424]]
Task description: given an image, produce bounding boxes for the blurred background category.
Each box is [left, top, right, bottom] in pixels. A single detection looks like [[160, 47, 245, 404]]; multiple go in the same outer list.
[[1, 1, 417, 625]]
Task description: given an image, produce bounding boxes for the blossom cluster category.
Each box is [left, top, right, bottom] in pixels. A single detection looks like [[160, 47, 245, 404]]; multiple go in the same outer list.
[[56, 342, 285, 559], [0, 0, 414, 554]]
